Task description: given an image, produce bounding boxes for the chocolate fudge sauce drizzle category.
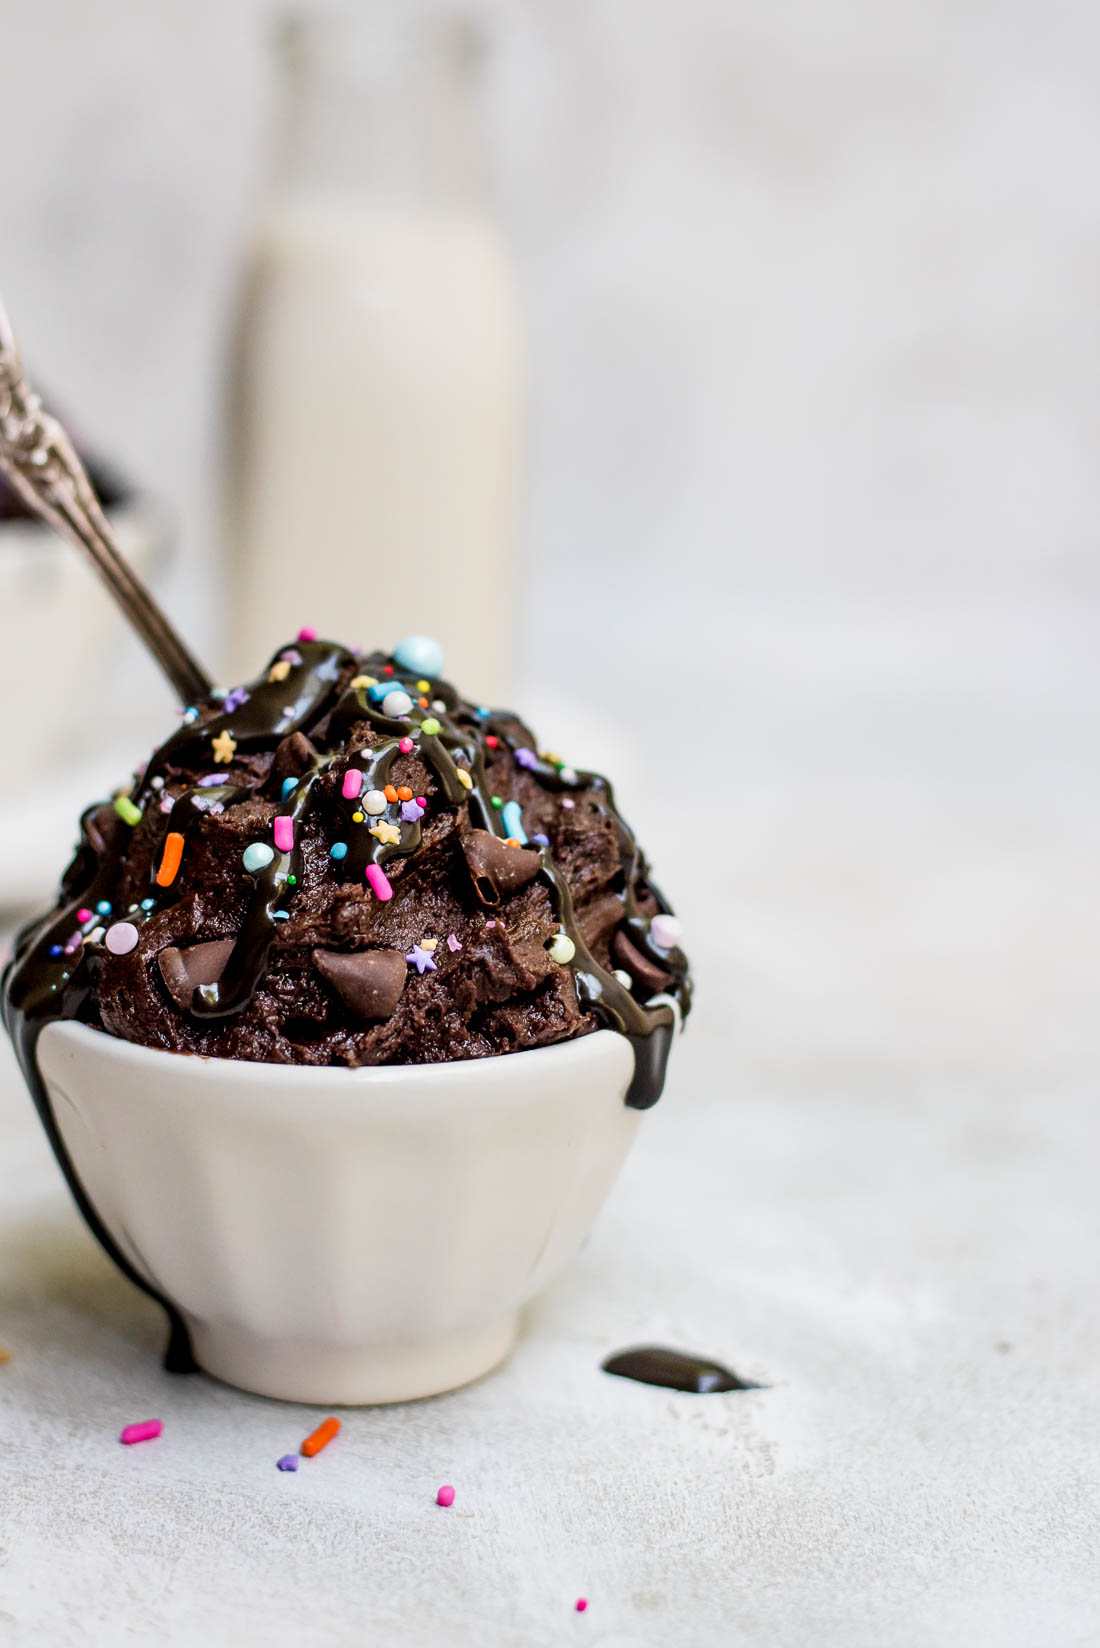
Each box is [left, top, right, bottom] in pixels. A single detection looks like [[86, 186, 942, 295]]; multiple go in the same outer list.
[[4, 641, 691, 1346]]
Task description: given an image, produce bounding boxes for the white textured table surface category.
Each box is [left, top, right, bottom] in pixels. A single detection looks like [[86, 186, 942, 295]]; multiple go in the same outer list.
[[1, 589, 1099, 1647]]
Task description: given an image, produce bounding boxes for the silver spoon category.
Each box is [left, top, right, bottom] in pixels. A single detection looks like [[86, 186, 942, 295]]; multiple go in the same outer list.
[[0, 294, 212, 705]]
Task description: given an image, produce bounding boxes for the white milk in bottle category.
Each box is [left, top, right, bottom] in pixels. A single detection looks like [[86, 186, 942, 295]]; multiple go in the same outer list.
[[224, 7, 524, 700]]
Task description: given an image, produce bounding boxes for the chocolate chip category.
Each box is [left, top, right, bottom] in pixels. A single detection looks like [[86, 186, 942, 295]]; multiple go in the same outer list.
[[610, 927, 673, 993], [272, 731, 317, 788], [157, 939, 236, 1010], [313, 948, 406, 1021], [460, 830, 542, 907]]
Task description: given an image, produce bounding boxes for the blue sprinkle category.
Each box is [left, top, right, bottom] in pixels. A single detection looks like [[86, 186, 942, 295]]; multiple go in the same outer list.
[[281, 776, 298, 799], [329, 842, 348, 861], [273, 910, 290, 922], [531, 833, 549, 847], [501, 800, 527, 844], [182, 706, 199, 724], [475, 706, 491, 720], [141, 897, 156, 911], [366, 681, 393, 704], [49, 944, 62, 958], [95, 900, 112, 916]]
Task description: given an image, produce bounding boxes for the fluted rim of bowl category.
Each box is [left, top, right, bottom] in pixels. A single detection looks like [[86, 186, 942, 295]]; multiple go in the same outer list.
[[37, 1016, 637, 1091]]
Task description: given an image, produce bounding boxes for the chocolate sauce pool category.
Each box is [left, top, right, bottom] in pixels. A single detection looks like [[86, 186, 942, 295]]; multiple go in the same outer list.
[[3, 640, 691, 1368], [602, 1346, 762, 1394]]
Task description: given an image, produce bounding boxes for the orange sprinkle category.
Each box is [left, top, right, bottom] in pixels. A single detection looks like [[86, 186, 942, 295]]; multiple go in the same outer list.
[[506, 838, 521, 847], [396, 786, 413, 802], [301, 1416, 341, 1458], [384, 784, 399, 804], [156, 831, 185, 887], [418, 696, 429, 709]]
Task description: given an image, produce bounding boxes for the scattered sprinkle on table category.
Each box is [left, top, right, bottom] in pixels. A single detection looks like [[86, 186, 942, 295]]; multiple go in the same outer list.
[[575, 1598, 588, 1613], [276, 1454, 299, 1472], [301, 1416, 341, 1457], [436, 1484, 455, 1507], [120, 1419, 162, 1446], [0, 1349, 11, 1366]]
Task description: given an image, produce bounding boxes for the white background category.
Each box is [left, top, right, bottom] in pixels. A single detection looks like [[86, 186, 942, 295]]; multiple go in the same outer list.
[[2, 2, 1100, 1644]]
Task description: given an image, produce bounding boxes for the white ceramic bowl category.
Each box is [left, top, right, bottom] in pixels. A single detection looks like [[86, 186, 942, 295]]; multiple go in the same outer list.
[[36, 1020, 641, 1404]]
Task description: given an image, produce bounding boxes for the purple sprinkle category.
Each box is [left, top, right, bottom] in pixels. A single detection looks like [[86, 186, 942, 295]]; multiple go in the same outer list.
[[485, 920, 496, 930], [447, 934, 462, 952], [196, 773, 224, 787], [159, 796, 174, 813], [277, 1454, 299, 1472], [531, 833, 549, 847], [406, 944, 438, 975], [223, 685, 251, 713], [401, 800, 425, 822], [279, 649, 303, 666], [514, 747, 538, 769]]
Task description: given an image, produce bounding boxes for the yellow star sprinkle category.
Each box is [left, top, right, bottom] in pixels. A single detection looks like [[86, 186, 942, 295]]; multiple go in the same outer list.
[[370, 821, 401, 846], [211, 730, 237, 764], [456, 768, 473, 791], [268, 659, 291, 682], [351, 675, 378, 690]]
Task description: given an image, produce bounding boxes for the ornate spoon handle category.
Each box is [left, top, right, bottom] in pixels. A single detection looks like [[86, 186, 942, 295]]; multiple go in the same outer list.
[[0, 295, 212, 706]]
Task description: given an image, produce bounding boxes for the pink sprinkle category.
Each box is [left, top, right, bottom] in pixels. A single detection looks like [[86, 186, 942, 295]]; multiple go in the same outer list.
[[447, 934, 461, 952], [342, 769, 363, 800], [297, 626, 317, 643], [485, 920, 496, 929], [76, 908, 92, 923], [416, 796, 426, 806], [273, 816, 294, 852], [365, 864, 393, 901], [436, 1485, 455, 1507], [562, 798, 575, 809], [120, 1419, 162, 1446], [575, 1598, 588, 1613], [399, 737, 414, 753]]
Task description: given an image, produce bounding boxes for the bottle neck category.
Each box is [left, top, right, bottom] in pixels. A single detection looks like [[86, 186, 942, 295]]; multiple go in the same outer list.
[[270, 7, 488, 214]]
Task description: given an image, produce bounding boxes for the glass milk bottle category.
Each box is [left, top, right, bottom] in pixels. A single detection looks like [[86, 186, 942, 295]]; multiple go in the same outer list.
[[224, 6, 524, 699]]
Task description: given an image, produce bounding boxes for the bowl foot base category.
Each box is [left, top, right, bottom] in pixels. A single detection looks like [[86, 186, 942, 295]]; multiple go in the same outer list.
[[186, 1311, 520, 1406]]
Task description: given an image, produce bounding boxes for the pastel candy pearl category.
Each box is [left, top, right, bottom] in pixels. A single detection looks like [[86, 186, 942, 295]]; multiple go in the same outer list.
[[104, 922, 140, 956], [382, 690, 413, 719], [393, 635, 444, 678], [243, 842, 275, 873], [548, 932, 576, 965], [650, 914, 682, 949], [363, 790, 387, 815]]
